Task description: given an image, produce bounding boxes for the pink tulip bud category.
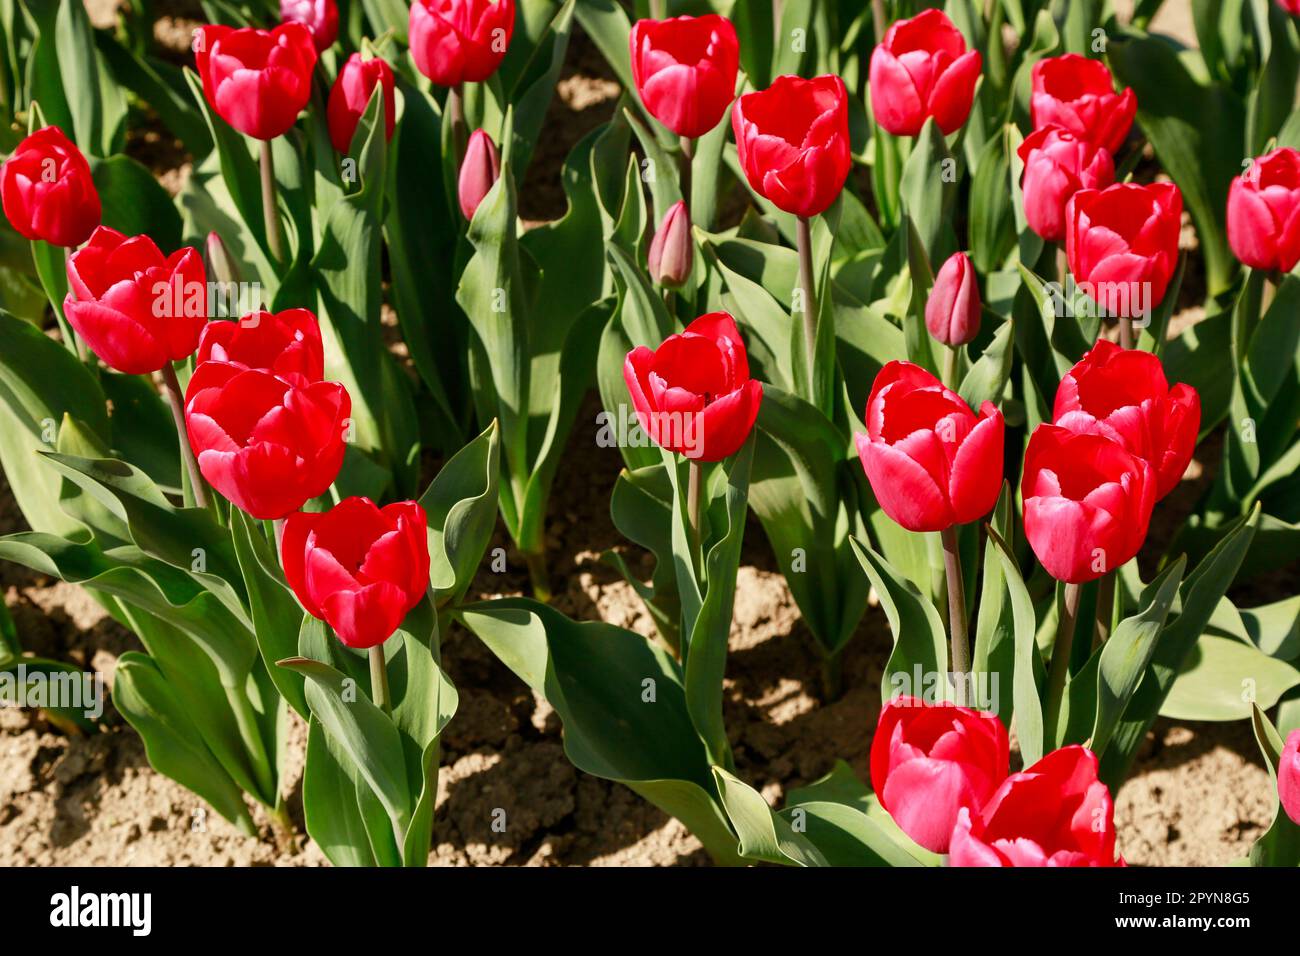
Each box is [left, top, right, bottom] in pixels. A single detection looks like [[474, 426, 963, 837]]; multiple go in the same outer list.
[[204, 231, 240, 287], [925, 252, 981, 346], [647, 200, 693, 288], [458, 128, 501, 222]]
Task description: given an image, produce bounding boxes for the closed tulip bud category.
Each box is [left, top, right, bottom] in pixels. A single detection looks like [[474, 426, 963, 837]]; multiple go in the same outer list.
[[0, 126, 101, 248], [281, 497, 431, 649], [458, 128, 501, 221], [925, 252, 981, 346], [410, 0, 515, 87], [623, 311, 762, 462], [855, 361, 1004, 533], [868, 8, 982, 137], [870, 696, 1009, 854], [204, 231, 240, 288], [1031, 54, 1136, 154], [327, 53, 396, 154], [1021, 425, 1155, 584], [1280, 0, 1300, 14], [950, 745, 1123, 867], [1053, 340, 1200, 500], [1017, 125, 1115, 243], [280, 0, 338, 52], [184, 368, 350, 519], [1227, 147, 1300, 273], [1066, 182, 1182, 319], [195, 23, 317, 141], [1280, 730, 1300, 826], [187, 308, 325, 396], [732, 74, 851, 219], [647, 200, 693, 287], [64, 226, 207, 375], [629, 15, 739, 139]]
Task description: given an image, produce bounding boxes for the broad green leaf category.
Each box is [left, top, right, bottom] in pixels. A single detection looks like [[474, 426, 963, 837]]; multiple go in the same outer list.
[[1248, 704, 1300, 865], [420, 420, 501, 605], [712, 765, 827, 867], [1161, 636, 1300, 721]]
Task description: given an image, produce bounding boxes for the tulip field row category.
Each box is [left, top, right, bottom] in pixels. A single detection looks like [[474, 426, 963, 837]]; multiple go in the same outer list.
[[0, 0, 1298, 869]]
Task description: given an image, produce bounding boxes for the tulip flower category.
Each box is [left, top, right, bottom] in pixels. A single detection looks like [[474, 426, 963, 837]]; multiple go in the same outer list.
[[63, 226, 207, 375], [949, 745, 1122, 866], [647, 200, 693, 288], [409, 0, 516, 88], [925, 252, 981, 348], [732, 73, 851, 220], [0, 126, 101, 248], [1021, 424, 1155, 583], [629, 14, 739, 139], [194, 23, 317, 141], [1281, 730, 1300, 826], [623, 311, 762, 463], [281, 497, 431, 650], [855, 361, 1004, 534], [458, 129, 501, 221], [1030, 54, 1137, 154], [184, 367, 350, 520], [1066, 182, 1182, 327], [327, 53, 396, 154], [868, 8, 982, 137], [187, 308, 325, 395], [1053, 340, 1200, 500], [870, 696, 1009, 853], [280, 0, 338, 52], [1281, 0, 1300, 14], [1227, 147, 1300, 274], [1017, 125, 1115, 243]]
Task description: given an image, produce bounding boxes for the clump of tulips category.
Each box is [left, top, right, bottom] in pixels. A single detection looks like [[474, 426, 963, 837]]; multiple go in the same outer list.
[[0, 0, 1298, 871]]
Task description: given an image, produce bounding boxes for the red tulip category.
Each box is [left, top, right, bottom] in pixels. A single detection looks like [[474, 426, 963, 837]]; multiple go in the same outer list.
[[1030, 54, 1136, 154], [327, 53, 396, 154], [184, 367, 350, 520], [458, 128, 501, 221], [409, 0, 516, 87], [1227, 147, 1300, 273], [925, 252, 981, 347], [1066, 182, 1182, 319], [855, 361, 1004, 533], [868, 8, 982, 137], [281, 497, 430, 649], [1280, 0, 1300, 15], [949, 745, 1122, 866], [0, 126, 101, 248], [187, 308, 324, 397], [63, 226, 206, 375], [870, 696, 1009, 854], [732, 74, 851, 219], [1281, 729, 1300, 826], [647, 200, 693, 288], [1021, 424, 1155, 583], [280, 0, 338, 52], [195, 23, 317, 141], [623, 311, 762, 462], [1053, 340, 1200, 500], [629, 14, 739, 139], [1017, 125, 1115, 243]]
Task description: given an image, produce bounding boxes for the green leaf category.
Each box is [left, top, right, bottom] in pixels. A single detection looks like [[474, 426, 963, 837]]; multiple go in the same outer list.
[[456, 598, 746, 866], [1161, 636, 1300, 721], [850, 535, 950, 703], [1090, 556, 1185, 755], [113, 651, 256, 835], [958, 314, 1014, 411], [420, 420, 501, 605], [604, 462, 681, 651], [1248, 704, 1300, 865], [968, 130, 1015, 273], [302, 715, 378, 867], [90, 155, 183, 253], [712, 765, 827, 866], [278, 651, 412, 840], [900, 118, 956, 265]]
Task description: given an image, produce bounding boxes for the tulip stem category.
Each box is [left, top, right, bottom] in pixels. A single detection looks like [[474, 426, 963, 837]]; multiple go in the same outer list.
[[259, 140, 286, 268], [871, 0, 886, 41], [939, 525, 970, 707], [369, 645, 391, 716], [942, 344, 960, 392], [524, 550, 552, 603], [796, 215, 818, 397], [1093, 570, 1115, 651], [1118, 315, 1134, 349], [651, 0, 666, 19], [687, 459, 704, 579], [448, 83, 468, 167], [1044, 581, 1083, 743], [159, 362, 209, 510], [679, 136, 694, 214]]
